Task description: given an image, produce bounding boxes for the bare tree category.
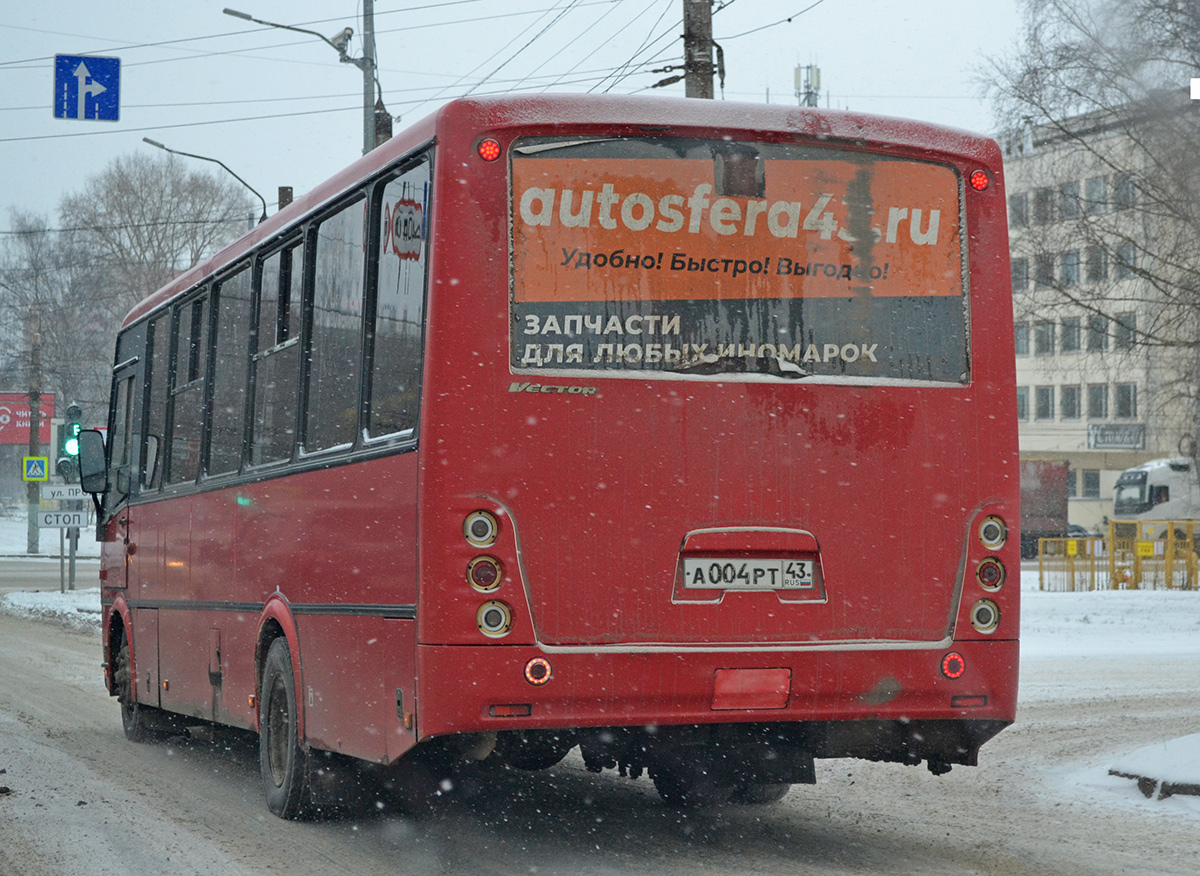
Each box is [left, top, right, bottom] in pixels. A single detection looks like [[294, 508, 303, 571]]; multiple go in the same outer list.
[[988, 0, 1200, 456], [0, 151, 251, 449]]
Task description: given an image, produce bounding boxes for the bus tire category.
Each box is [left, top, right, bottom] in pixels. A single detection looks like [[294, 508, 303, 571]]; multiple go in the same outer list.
[[114, 634, 164, 743], [731, 781, 791, 805], [259, 638, 312, 819]]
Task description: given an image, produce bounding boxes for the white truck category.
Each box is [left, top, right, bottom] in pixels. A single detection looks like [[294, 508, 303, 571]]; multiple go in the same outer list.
[[1113, 458, 1200, 522]]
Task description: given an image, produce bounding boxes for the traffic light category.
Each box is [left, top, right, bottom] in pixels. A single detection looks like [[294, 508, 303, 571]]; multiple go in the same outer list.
[[56, 402, 82, 482]]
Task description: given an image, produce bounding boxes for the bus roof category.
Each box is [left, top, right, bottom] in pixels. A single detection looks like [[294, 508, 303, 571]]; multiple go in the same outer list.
[[122, 93, 1002, 328]]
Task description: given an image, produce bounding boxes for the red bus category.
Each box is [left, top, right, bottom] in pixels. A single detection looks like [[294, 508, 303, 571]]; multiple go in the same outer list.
[[81, 95, 1019, 817]]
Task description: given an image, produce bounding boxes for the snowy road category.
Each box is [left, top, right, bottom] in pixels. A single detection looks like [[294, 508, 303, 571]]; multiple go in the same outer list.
[[1, 586, 1198, 875]]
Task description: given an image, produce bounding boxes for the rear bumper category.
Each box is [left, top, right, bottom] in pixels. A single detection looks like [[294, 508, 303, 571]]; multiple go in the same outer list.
[[415, 639, 1018, 740]]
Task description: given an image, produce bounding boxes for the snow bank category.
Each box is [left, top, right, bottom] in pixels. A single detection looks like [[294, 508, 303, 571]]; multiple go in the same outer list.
[[0, 586, 101, 633]]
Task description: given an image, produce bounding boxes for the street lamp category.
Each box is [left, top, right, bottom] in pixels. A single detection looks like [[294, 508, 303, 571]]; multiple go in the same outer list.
[[223, 5, 390, 155], [142, 137, 268, 224]]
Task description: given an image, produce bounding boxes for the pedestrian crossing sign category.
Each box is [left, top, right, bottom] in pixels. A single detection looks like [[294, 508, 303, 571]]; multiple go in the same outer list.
[[22, 456, 49, 481]]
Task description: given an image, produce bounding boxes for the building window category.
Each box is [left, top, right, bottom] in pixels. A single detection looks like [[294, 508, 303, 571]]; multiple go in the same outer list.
[[1058, 181, 1081, 220], [1087, 315, 1108, 352], [1014, 321, 1030, 356], [1061, 317, 1081, 353], [1067, 467, 1078, 497], [1082, 470, 1101, 498], [1114, 312, 1136, 351], [1087, 383, 1108, 419], [1085, 246, 1107, 283], [1115, 383, 1137, 418], [1035, 254, 1055, 288], [1011, 256, 1028, 294], [1115, 241, 1136, 280], [1061, 384, 1081, 419], [1060, 250, 1080, 286], [1034, 186, 1054, 224], [1113, 172, 1136, 209], [1016, 386, 1029, 421], [1009, 192, 1029, 228], [1034, 320, 1055, 356], [1035, 386, 1055, 420], [1085, 176, 1107, 214]]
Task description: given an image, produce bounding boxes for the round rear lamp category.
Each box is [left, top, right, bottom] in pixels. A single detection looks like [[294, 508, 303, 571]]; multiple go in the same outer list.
[[524, 657, 552, 686], [970, 599, 1000, 634], [969, 169, 990, 191], [467, 556, 502, 592], [941, 652, 966, 679], [464, 510, 499, 547], [477, 138, 502, 162], [477, 600, 512, 638], [979, 516, 1007, 550], [976, 557, 1006, 591]]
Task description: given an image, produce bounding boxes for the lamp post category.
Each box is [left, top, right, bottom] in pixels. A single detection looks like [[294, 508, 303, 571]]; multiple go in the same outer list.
[[224, 5, 388, 155], [142, 137, 268, 224]]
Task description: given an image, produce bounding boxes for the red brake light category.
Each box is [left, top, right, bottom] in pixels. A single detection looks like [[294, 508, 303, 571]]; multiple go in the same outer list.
[[524, 657, 552, 685], [467, 556, 502, 592], [976, 558, 1005, 591], [478, 138, 502, 162], [969, 169, 990, 191], [941, 652, 966, 679]]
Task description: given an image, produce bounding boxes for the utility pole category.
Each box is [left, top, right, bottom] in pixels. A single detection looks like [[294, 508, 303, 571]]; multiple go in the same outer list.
[[362, 0, 377, 154], [26, 325, 41, 555], [683, 0, 714, 99]]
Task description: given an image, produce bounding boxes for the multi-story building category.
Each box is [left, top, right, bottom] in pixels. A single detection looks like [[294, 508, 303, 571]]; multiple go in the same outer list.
[[1002, 114, 1195, 530]]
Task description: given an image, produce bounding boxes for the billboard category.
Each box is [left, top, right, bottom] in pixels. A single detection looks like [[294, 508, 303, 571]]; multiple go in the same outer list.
[[0, 393, 55, 445]]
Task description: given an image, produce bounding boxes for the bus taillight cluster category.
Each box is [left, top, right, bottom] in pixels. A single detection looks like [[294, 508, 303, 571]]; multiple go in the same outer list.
[[464, 510, 513, 637], [971, 515, 1008, 634]]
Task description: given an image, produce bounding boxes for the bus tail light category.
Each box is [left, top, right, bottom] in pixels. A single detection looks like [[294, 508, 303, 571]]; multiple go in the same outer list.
[[979, 516, 1007, 551], [524, 657, 552, 685], [477, 601, 512, 637], [464, 511, 499, 547], [970, 599, 1000, 634], [941, 652, 966, 679], [969, 169, 990, 191], [467, 556, 502, 591], [477, 138, 502, 162], [976, 558, 1005, 591]]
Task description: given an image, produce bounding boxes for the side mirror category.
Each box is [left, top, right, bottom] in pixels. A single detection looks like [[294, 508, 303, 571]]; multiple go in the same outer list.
[[79, 429, 108, 494]]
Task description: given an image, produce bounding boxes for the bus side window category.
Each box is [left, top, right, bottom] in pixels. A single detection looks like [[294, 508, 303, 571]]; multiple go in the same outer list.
[[209, 265, 252, 476], [368, 158, 430, 440], [142, 315, 170, 491], [251, 241, 304, 465], [305, 196, 367, 452], [167, 293, 209, 485]]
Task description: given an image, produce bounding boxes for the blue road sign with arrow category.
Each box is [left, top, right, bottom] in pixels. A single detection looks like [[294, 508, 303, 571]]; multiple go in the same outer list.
[[54, 54, 120, 122]]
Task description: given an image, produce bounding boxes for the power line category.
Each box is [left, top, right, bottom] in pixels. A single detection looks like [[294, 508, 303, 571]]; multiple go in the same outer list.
[[716, 0, 831, 40]]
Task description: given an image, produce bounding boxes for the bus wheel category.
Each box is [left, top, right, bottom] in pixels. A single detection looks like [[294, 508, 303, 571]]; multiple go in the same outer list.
[[114, 635, 160, 743], [731, 782, 791, 805], [259, 638, 312, 819], [651, 761, 734, 808]]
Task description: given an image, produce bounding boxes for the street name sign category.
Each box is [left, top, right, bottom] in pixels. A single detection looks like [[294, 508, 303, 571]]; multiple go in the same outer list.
[[38, 510, 87, 528], [41, 484, 86, 501], [54, 54, 120, 122]]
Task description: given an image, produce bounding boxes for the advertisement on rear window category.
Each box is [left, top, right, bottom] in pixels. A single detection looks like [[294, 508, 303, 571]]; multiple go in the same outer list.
[[510, 137, 968, 382]]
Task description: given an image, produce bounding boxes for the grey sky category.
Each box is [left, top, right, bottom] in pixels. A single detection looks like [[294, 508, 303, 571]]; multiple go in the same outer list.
[[0, 0, 1021, 227]]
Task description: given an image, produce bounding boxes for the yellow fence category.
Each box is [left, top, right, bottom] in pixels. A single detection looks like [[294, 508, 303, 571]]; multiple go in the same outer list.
[[1037, 520, 1200, 592]]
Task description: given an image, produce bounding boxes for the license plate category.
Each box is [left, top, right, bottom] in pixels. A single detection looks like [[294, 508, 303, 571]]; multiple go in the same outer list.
[[682, 558, 815, 590]]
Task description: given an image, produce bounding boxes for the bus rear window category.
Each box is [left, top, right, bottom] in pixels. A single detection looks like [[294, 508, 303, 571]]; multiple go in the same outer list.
[[510, 136, 968, 383]]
